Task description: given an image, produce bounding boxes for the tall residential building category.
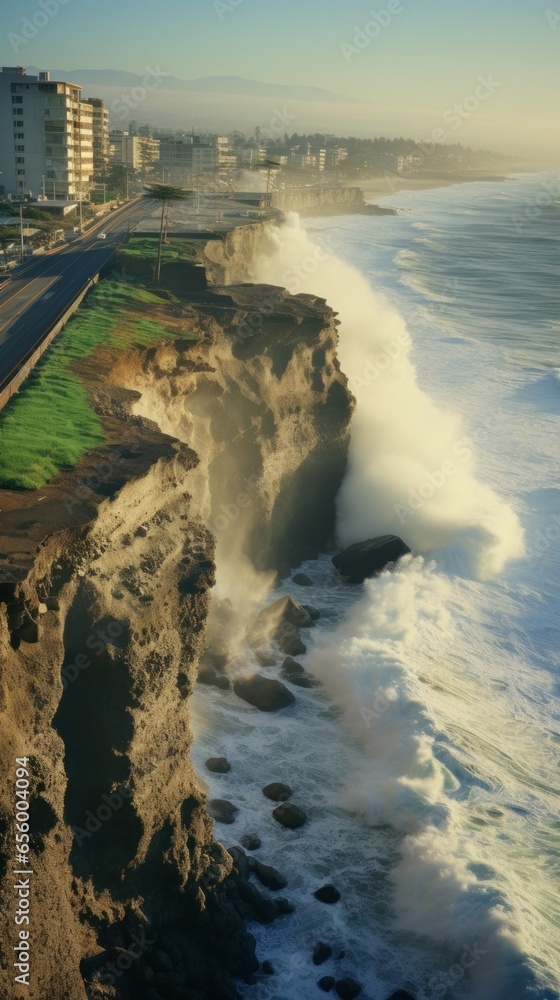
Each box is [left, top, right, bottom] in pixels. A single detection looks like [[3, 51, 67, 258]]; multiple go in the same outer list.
[[83, 97, 109, 179], [109, 131, 160, 172], [0, 66, 95, 199], [157, 138, 217, 179]]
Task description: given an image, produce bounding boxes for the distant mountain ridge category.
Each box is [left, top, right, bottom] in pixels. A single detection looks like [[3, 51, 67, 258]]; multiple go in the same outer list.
[[26, 68, 362, 105]]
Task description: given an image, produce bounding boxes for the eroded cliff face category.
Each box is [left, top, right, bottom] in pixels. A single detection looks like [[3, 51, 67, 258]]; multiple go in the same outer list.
[[0, 280, 353, 1000]]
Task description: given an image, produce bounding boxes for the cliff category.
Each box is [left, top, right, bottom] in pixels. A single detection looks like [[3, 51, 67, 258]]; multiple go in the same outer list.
[[268, 186, 397, 217], [0, 273, 353, 999]]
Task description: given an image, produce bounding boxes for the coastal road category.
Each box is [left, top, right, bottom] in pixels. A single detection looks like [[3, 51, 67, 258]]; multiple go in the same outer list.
[[0, 198, 155, 392]]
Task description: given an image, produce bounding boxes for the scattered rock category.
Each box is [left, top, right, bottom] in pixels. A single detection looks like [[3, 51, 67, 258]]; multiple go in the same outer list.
[[314, 884, 341, 904], [255, 650, 276, 666], [207, 799, 238, 824], [45, 597, 60, 612], [252, 860, 287, 891], [280, 634, 307, 656], [335, 979, 362, 1000], [293, 572, 313, 586], [263, 782, 292, 802], [152, 950, 173, 973], [240, 834, 261, 851], [234, 674, 295, 712], [253, 595, 315, 634], [215, 598, 234, 621], [17, 614, 40, 644], [238, 881, 284, 924], [275, 897, 294, 915], [198, 666, 231, 691], [135, 524, 149, 537], [281, 657, 318, 689], [214, 675, 231, 691], [205, 757, 231, 774], [272, 804, 307, 829], [319, 977, 336, 993], [332, 535, 411, 584], [228, 846, 251, 879], [262, 960, 275, 975], [38, 603, 48, 615], [302, 604, 321, 621], [313, 942, 333, 965]]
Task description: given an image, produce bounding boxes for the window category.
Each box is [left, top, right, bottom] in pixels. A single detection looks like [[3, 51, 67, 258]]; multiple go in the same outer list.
[[15, 145, 24, 152], [16, 157, 25, 164], [14, 121, 23, 128], [12, 96, 23, 104], [15, 133, 24, 140]]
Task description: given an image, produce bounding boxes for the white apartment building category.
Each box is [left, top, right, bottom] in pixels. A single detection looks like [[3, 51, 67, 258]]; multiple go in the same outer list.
[[109, 131, 160, 172], [0, 67, 95, 200]]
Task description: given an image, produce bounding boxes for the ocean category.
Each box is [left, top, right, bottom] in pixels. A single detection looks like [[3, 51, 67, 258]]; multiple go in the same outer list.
[[191, 173, 560, 1000]]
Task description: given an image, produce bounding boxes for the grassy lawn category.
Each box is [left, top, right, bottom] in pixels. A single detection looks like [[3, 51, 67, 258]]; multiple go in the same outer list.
[[119, 236, 199, 264], [0, 280, 194, 490]]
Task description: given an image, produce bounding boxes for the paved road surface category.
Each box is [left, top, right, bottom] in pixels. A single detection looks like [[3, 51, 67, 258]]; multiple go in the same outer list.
[[0, 199, 155, 391]]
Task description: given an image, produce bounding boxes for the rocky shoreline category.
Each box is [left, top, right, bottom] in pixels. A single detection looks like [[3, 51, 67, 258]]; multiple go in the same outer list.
[[0, 269, 353, 999]]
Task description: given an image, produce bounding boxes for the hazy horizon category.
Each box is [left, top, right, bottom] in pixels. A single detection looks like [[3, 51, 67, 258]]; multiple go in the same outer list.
[[1, 0, 559, 161]]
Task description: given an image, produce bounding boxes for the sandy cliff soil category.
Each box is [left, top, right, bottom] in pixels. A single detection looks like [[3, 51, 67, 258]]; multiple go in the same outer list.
[[0, 279, 353, 1000]]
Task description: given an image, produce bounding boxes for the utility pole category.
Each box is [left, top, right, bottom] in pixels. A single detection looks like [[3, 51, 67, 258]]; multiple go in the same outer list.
[[19, 204, 24, 263]]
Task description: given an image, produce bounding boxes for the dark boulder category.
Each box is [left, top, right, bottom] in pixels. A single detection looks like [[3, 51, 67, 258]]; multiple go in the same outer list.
[[281, 657, 318, 689], [314, 884, 341, 904], [335, 979, 362, 1000], [206, 757, 231, 774], [234, 674, 295, 712], [253, 595, 315, 633], [319, 978, 336, 993], [262, 960, 275, 975], [313, 942, 333, 965], [293, 573, 313, 586], [280, 633, 307, 656], [252, 860, 287, 891], [208, 799, 238, 824], [263, 782, 293, 802], [386, 993, 416, 1000], [240, 833, 261, 851], [332, 535, 411, 584], [272, 803, 307, 829], [302, 604, 321, 621], [255, 650, 276, 666], [228, 846, 250, 879]]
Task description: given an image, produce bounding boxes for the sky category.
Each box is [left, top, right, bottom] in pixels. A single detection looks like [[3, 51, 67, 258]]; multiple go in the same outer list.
[[1, 0, 558, 158]]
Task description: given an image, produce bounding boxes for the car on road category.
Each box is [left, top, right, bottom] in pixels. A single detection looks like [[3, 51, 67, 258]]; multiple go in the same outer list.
[[97, 232, 107, 240]]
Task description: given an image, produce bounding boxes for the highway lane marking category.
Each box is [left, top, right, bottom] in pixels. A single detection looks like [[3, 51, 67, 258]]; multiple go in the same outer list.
[[0, 276, 59, 336]]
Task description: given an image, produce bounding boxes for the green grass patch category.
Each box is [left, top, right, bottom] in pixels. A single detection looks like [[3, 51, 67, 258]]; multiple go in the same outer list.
[[119, 236, 199, 264], [0, 280, 193, 490]]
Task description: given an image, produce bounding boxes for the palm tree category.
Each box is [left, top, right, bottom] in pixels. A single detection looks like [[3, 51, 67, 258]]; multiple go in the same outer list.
[[144, 184, 190, 284]]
